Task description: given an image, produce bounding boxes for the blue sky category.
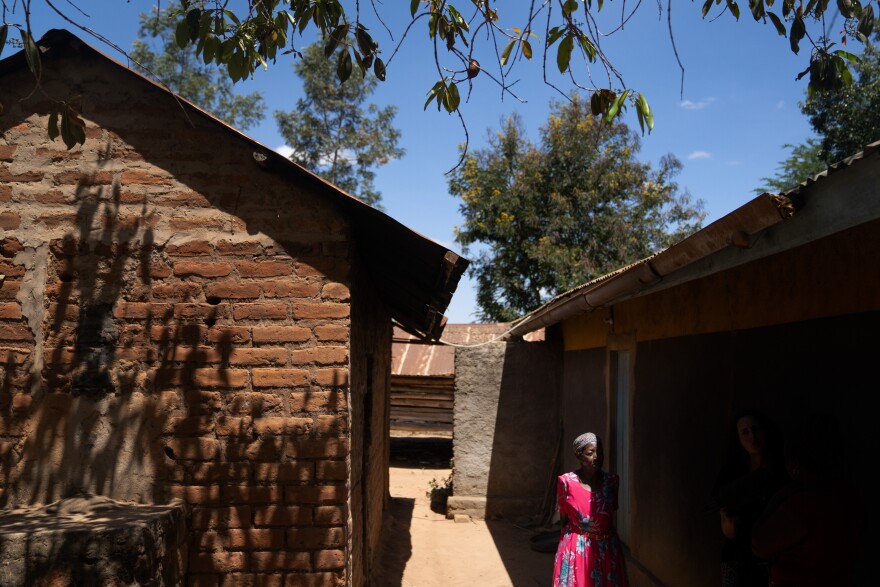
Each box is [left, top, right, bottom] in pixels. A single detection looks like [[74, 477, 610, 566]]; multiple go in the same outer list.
[[14, 2, 842, 322]]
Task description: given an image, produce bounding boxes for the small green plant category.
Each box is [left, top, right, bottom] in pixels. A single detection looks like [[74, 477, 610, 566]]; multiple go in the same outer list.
[[426, 473, 453, 514]]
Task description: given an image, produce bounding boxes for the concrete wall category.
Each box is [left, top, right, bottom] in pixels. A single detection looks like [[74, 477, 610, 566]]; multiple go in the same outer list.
[[449, 338, 560, 520], [2, 51, 356, 586]]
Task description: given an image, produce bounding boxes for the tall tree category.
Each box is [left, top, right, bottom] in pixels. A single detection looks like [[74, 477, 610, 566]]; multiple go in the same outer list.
[[275, 43, 404, 207], [450, 95, 705, 322], [130, 1, 266, 130], [756, 139, 827, 194]]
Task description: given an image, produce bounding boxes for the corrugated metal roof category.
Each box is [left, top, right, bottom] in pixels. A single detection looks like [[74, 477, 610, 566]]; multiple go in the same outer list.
[[391, 324, 544, 377]]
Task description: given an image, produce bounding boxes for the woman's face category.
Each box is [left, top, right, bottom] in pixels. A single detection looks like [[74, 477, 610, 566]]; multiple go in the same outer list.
[[737, 415, 765, 456], [577, 442, 604, 473]]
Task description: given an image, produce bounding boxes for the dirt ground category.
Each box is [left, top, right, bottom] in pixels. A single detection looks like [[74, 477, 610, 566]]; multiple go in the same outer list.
[[372, 438, 556, 587]]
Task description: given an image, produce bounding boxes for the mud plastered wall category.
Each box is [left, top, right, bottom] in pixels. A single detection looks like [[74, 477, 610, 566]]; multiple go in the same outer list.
[[1, 50, 354, 587]]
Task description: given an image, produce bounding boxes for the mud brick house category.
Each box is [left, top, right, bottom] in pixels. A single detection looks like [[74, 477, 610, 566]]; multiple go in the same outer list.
[[502, 141, 880, 585], [0, 29, 467, 586]]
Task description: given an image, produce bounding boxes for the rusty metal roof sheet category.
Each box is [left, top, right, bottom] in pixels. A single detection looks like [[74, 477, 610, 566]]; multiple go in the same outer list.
[[0, 29, 468, 341], [391, 324, 544, 377]]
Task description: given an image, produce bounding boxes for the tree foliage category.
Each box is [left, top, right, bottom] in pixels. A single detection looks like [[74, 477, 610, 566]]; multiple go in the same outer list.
[[130, 1, 266, 130], [275, 43, 403, 207], [759, 32, 880, 192], [449, 95, 706, 322], [2, 1, 878, 150]]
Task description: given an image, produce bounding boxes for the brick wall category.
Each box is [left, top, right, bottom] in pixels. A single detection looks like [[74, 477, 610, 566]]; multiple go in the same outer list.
[[1, 52, 365, 586]]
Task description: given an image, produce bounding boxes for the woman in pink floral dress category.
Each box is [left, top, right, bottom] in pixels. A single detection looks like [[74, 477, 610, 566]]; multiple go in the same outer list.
[[553, 433, 628, 587]]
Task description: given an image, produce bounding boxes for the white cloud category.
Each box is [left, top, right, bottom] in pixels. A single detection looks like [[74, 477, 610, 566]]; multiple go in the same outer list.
[[680, 97, 715, 110], [688, 150, 712, 160], [275, 144, 294, 158]]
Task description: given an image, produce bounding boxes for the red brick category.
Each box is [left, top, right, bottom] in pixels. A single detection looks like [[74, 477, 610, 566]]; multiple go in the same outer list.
[[152, 190, 211, 208], [0, 185, 11, 203], [284, 485, 348, 505], [315, 461, 347, 481], [253, 417, 312, 436], [188, 368, 248, 388], [121, 169, 173, 185], [215, 416, 253, 437], [0, 166, 42, 182], [252, 326, 311, 344], [287, 527, 345, 549], [173, 261, 232, 278], [184, 390, 222, 412], [254, 462, 314, 483], [284, 437, 348, 459], [314, 325, 348, 342], [174, 303, 230, 321], [233, 303, 288, 321], [164, 437, 219, 461], [0, 347, 30, 364], [229, 348, 288, 366], [200, 528, 284, 551], [291, 347, 348, 366], [293, 261, 328, 278], [249, 551, 310, 572], [252, 368, 308, 388], [114, 302, 172, 319], [191, 464, 251, 483], [227, 438, 283, 462], [189, 551, 246, 573], [166, 485, 222, 504], [163, 416, 216, 436], [235, 260, 293, 278], [0, 323, 34, 342], [0, 279, 20, 300], [34, 189, 72, 204], [208, 326, 252, 344], [204, 282, 262, 299], [313, 369, 349, 387], [11, 393, 32, 414], [227, 393, 283, 416], [224, 485, 283, 505], [0, 145, 16, 161], [292, 303, 349, 319], [289, 391, 347, 412], [165, 346, 221, 365], [149, 260, 172, 279], [170, 217, 225, 231], [166, 241, 213, 256], [215, 240, 263, 256], [222, 573, 283, 587], [0, 260, 25, 278], [320, 283, 350, 301], [53, 170, 112, 185], [313, 506, 345, 525], [314, 415, 348, 434], [262, 281, 320, 298], [253, 505, 311, 527], [191, 506, 252, 529], [151, 282, 203, 300], [1, 237, 22, 257], [282, 573, 343, 587], [0, 212, 20, 230], [314, 550, 344, 570], [0, 303, 22, 320]]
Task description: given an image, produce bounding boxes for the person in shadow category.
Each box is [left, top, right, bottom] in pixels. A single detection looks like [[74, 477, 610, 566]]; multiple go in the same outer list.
[[752, 411, 865, 587], [711, 409, 787, 586]]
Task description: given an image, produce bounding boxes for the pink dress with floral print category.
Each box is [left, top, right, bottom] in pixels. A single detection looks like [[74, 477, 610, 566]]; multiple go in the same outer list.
[[553, 471, 628, 587]]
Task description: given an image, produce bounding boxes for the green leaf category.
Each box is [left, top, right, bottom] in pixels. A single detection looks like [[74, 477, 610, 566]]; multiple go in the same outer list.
[[20, 30, 41, 79], [790, 17, 806, 54], [522, 40, 533, 60], [411, 0, 421, 17], [837, 0, 855, 18], [500, 40, 515, 66], [834, 49, 861, 63], [767, 12, 786, 35], [175, 19, 190, 48], [186, 8, 202, 42], [858, 5, 875, 38], [337, 49, 353, 82], [48, 111, 60, 140], [0, 25, 7, 59], [835, 55, 854, 85], [424, 81, 444, 110], [577, 32, 597, 62], [726, 0, 741, 20], [557, 35, 574, 73], [547, 26, 565, 46], [702, 0, 715, 17], [374, 57, 386, 81], [749, 0, 765, 20], [605, 90, 629, 123], [444, 81, 460, 112], [563, 0, 580, 17], [637, 93, 654, 133], [325, 24, 348, 57]]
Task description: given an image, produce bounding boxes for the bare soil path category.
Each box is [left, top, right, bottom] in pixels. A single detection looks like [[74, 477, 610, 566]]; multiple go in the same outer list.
[[373, 438, 555, 587]]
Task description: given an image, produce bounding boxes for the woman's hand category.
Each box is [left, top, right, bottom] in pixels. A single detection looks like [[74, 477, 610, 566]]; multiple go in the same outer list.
[[720, 508, 737, 539]]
